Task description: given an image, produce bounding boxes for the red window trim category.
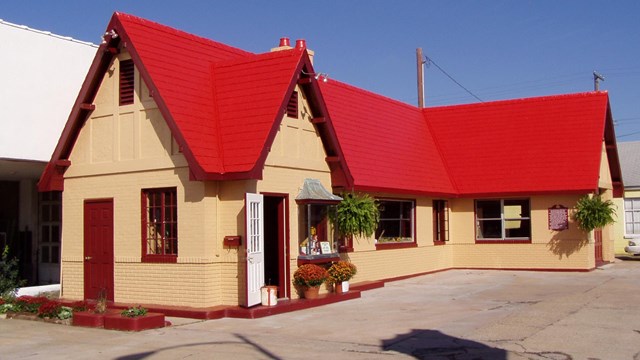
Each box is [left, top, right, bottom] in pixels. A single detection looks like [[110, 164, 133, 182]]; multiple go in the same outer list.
[[475, 239, 532, 244], [375, 198, 417, 250], [141, 187, 178, 263], [473, 198, 532, 244], [375, 242, 418, 250]]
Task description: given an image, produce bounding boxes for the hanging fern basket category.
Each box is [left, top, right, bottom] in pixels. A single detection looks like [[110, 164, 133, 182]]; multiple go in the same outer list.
[[331, 192, 380, 239], [573, 195, 616, 233]]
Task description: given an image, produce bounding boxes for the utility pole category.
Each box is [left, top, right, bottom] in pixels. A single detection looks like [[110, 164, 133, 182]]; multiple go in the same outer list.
[[593, 71, 605, 91], [417, 48, 425, 108]]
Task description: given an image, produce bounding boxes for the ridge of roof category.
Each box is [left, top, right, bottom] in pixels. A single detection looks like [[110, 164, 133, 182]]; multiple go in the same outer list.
[[426, 91, 608, 111], [113, 12, 252, 57], [323, 78, 421, 113], [0, 18, 98, 47]]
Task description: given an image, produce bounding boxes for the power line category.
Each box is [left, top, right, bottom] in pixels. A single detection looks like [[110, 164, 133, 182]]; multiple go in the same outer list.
[[617, 130, 640, 139], [425, 55, 483, 102]]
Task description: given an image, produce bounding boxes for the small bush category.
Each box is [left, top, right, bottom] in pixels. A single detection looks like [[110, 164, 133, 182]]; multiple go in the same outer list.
[[121, 305, 148, 318], [37, 300, 62, 318], [14, 296, 49, 313], [70, 300, 91, 312], [0, 246, 26, 298]]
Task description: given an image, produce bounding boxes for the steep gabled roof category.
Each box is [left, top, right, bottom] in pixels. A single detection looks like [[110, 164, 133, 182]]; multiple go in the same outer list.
[[39, 12, 623, 198], [40, 12, 349, 190], [426, 92, 622, 196], [321, 80, 456, 196]]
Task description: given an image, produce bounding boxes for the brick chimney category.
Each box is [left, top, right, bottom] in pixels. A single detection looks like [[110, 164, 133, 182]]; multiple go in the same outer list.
[[271, 37, 314, 64]]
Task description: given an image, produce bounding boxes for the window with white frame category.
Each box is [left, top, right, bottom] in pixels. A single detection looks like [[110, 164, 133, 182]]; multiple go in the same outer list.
[[376, 199, 415, 243], [475, 199, 531, 241], [624, 198, 640, 237]]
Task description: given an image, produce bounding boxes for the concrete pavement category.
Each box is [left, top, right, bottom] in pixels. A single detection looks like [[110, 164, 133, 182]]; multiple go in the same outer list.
[[3, 259, 640, 359]]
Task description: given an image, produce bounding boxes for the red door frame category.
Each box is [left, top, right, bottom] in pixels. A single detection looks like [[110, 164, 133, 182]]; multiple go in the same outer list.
[[594, 228, 603, 266], [262, 193, 290, 299], [83, 199, 115, 301]]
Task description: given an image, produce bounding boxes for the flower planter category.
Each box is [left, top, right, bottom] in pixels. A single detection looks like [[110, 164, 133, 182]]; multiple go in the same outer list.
[[103, 312, 165, 332], [72, 311, 107, 328], [303, 286, 320, 299], [335, 281, 349, 294]]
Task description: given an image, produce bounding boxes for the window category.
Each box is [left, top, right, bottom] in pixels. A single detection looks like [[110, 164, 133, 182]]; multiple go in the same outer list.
[[142, 188, 177, 262], [40, 191, 61, 264], [376, 199, 415, 245], [286, 91, 298, 118], [298, 203, 338, 259], [433, 200, 449, 244], [476, 199, 531, 242], [119, 59, 135, 105], [625, 198, 640, 237]]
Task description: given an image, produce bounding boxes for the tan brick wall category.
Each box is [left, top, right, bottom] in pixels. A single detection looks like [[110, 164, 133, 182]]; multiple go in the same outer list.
[[450, 195, 594, 270]]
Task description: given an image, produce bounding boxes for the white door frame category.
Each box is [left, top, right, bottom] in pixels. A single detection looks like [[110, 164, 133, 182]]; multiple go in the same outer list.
[[245, 193, 264, 307]]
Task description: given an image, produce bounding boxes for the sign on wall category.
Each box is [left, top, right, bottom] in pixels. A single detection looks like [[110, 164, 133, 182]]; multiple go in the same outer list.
[[548, 205, 569, 231]]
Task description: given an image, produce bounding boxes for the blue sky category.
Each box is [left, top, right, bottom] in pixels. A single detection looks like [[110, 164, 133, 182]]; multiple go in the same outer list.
[[4, 1, 640, 140]]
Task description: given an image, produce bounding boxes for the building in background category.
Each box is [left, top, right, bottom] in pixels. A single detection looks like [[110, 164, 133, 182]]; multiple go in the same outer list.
[[614, 141, 640, 254], [0, 19, 96, 284]]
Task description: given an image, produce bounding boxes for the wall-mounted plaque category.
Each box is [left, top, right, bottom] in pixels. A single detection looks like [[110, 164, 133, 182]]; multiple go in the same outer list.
[[548, 205, 569, 230]]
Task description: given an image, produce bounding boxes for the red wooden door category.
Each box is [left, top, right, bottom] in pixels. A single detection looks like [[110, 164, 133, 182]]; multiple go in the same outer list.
[[594, 228, 603, 265], [84, 200, 114, 301]]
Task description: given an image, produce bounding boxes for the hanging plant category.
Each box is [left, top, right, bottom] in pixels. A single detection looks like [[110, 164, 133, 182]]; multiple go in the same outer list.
[[331, 192, 380, 239], [573, 195, 616, 232]]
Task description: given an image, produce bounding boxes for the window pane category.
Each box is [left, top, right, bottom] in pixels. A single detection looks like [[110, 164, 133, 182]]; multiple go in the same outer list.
[[51, 204, 61, 222], [51, 246, 59, 263], [378, 219, 400, 239], [41, 246, 50, 263], [42, 205, 51, 222], [627, 223, 634, 234], [504, 199, 529, 219], [478, 220, 502, 238], [41, 225, 50, 243], [401, 202, 412, 219], [477, 200, 500, 219], [51, 225, 60, 243], [634, 223, 640, 235], [380, 201, 401, 219], [505, 219, 531, 238]]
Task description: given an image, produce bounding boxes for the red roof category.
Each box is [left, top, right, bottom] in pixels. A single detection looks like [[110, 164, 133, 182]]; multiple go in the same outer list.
[[320, 80, 455, 196], [426, 92, 614, 196], [39, 12, 622, 197]]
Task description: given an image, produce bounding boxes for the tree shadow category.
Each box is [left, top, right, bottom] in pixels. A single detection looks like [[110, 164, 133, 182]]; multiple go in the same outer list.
[[381, 329, 507, 360], [546, 232, 589, 259], [115, 333, 281, 360]]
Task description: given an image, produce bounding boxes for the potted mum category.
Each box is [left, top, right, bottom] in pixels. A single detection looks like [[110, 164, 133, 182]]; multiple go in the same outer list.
[[293, 264, 329, 299], [328, 261, 357, 294]]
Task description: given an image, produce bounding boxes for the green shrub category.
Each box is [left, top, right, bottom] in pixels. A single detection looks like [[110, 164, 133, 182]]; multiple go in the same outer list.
[[0, 246, 26, 298], [331, 192, 380, 239]]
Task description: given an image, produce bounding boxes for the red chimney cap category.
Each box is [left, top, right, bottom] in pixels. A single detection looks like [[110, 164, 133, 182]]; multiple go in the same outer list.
[[295, 39, 307, 50], [279, 37, 290, 47]]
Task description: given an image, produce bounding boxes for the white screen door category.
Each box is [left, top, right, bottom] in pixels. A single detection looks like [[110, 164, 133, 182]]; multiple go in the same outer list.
[[245, 193, 264, 307]]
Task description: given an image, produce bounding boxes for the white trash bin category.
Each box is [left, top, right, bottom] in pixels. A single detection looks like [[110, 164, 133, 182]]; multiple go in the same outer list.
[[261, 286, 278, 306]]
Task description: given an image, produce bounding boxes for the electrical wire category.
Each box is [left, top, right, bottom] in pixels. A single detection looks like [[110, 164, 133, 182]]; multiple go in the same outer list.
[[425, 55, 483, 102]]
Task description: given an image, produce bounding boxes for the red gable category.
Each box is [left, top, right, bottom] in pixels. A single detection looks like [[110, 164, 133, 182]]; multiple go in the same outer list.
[[39, 12, 622, 198]]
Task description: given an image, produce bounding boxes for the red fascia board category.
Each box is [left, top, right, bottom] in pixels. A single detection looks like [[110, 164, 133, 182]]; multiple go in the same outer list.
[[38, 38, 119, 192], [352, 184, 456, 198], [603, 101, 624, 197]]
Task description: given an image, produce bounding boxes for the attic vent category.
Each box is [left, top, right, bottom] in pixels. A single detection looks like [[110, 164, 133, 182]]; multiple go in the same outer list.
[[287, 91, 298, 119], [119, 59, 135, 105]]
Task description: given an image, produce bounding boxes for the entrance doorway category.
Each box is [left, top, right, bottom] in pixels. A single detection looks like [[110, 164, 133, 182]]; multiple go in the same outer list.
[[83, 199, 114, 301], [263, 194, 289, 299]]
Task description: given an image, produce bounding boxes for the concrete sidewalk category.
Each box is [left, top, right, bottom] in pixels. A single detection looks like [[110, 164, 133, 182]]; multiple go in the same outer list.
[[3, 260, 640, 359]]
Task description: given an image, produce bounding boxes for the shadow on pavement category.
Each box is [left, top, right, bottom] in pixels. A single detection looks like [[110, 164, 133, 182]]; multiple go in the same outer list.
[[115, 333, 281, 360], [381, 329, 507, 360]]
